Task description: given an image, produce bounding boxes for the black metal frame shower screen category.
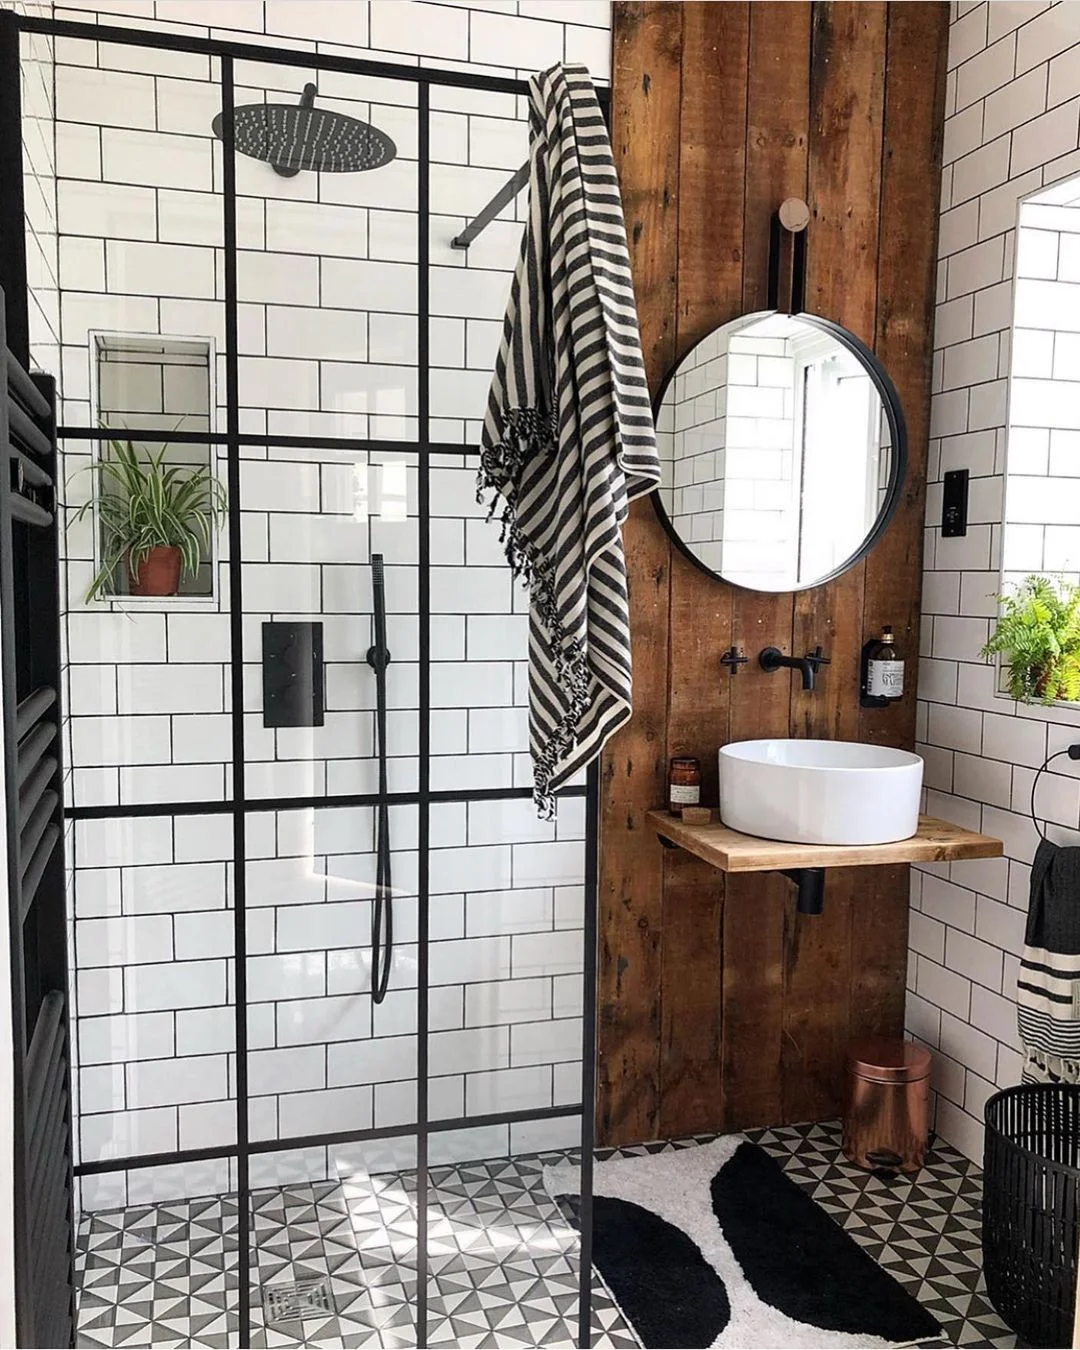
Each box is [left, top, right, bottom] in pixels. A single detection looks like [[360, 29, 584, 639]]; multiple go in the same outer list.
[[5, 12, 603, 1347]]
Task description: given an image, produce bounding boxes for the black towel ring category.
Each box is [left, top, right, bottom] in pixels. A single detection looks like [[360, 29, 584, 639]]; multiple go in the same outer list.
[[1030, 744, 1080, 841]]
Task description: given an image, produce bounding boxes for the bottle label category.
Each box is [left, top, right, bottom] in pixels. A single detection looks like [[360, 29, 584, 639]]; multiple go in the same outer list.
[[868, 659, 904, 698], [670, 783, 701, 805]]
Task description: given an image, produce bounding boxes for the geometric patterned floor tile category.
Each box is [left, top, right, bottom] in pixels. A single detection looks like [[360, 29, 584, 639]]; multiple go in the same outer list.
[[75, 1121, 1017, 1349], [748, 1121, 1016, 1350]]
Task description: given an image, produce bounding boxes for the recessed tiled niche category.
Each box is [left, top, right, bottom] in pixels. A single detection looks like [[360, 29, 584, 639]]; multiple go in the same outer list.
[[89, 331, 218, 601]]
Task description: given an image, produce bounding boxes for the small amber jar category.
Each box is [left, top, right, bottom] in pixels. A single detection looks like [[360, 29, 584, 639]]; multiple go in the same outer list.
[[668, 756, 701, 815]]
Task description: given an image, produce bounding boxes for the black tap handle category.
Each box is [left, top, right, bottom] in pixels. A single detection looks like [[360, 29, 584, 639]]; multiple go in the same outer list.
[[807, 645, 830, 667], [720, 646, 748, 675]]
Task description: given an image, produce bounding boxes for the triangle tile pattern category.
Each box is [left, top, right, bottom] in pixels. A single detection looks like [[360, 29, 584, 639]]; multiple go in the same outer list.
[[74, 1154, 632, 1349], [75, 1122, 1015, 1349], [747, 1121, 1017, 1350]]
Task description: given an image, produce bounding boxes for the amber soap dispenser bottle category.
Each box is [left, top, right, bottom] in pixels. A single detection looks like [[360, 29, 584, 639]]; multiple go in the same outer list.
[[861, 625, 904, 707]]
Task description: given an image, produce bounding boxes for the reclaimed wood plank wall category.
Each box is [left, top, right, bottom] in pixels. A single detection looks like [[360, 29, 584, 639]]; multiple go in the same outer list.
[[598, 0, 949, 1147]]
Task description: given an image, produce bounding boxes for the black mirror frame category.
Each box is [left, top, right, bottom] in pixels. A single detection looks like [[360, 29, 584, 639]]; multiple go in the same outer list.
[[649, 310, 909, 594]]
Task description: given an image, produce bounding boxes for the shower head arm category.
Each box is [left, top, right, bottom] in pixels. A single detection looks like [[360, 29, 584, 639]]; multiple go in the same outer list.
[[271, 83, 318, 178], [451, 160, 529, 249]]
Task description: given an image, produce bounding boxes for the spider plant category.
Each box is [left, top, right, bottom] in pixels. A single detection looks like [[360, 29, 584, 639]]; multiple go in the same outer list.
[[70, 436, 227, 601], [980, 573, 1080, 704]]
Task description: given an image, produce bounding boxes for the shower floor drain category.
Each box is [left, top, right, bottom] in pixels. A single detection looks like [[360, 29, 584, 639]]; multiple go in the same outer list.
[[262, 1276, 336, 1324]]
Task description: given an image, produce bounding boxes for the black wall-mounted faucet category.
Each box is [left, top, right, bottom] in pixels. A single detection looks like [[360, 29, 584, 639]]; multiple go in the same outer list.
[[759, 645, 830, 692]]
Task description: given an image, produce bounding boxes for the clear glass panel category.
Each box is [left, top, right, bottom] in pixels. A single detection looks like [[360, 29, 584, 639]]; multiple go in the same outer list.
[[56, 41, 230, 811], [233, 61, 418, 441], [240, 448, 419, 799], [246, 805, 419, 1142], [426, 1120, 584, 1346], [429, 451, 527, 793], [72, 813, 237, 1168], [427, 796, 586, 1138], [54, 44, 226, 423], [61, 426, 233, 813], [428, 86, 528, 447], [249, 1138, 418, 1348], [22, 29, 60, 381], [424, 792, 588, 1346], [76, 1162, 241, 1343], [71, 812, 239, 1343]]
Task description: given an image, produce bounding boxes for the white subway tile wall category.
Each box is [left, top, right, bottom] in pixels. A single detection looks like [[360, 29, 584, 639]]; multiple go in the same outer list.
[[48, 0, 611, 1207], [912, 0, 1080, 1164]]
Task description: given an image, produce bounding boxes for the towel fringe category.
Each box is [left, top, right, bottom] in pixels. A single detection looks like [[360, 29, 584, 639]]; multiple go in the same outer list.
[[478, 407, 591, 819], [1023, 1046, 1080, 1085]]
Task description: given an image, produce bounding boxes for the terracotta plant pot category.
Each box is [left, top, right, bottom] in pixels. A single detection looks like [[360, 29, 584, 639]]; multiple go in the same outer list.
[[128, 546, 182, 597]]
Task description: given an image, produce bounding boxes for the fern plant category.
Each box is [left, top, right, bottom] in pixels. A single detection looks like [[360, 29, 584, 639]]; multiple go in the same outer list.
[[71, 437, 227, 601], [981, 574, 1080, 704]]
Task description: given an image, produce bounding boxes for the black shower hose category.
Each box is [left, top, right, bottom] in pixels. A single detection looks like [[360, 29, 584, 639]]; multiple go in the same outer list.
[[366, 553, 393, 1005]]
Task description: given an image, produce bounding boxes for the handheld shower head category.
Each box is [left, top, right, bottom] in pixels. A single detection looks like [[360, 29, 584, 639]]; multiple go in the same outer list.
[[366, 553, 393, 1005], [366, 553, 390, 675]]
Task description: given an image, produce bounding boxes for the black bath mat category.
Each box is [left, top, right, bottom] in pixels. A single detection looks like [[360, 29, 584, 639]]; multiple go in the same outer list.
[[547, 1135, 942, 1348]]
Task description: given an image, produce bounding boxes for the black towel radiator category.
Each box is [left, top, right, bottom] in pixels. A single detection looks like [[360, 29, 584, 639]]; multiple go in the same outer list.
[[0, 299, 74, 1347]]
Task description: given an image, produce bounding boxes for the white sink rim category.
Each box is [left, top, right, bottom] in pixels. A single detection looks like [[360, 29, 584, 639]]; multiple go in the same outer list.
[[718, 737, 924, 847], [720, 738, 923, 772]]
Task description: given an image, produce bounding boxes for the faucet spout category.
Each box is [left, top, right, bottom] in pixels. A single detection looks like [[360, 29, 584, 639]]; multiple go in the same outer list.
[[759, 646, 817, 691]]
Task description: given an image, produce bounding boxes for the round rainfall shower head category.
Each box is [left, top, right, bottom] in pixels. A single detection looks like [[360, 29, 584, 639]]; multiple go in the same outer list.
[[212, 83, 396, 177]]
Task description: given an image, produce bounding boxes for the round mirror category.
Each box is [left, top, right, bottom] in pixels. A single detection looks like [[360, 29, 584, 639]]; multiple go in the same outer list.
[[653, 311, 907, 592]]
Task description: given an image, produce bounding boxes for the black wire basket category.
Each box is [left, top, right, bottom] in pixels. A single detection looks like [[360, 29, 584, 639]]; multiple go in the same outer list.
[[983, 1083, 1080, 1348]]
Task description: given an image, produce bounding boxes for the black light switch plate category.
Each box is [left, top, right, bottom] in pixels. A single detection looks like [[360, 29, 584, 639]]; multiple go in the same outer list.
[[941, 468, 969, 538], [262, 622, 324, 728]]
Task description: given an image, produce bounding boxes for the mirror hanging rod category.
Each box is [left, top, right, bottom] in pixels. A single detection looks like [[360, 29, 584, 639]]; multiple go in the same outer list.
[[767, 196, 810, 314], [451, 161, 529, 249]]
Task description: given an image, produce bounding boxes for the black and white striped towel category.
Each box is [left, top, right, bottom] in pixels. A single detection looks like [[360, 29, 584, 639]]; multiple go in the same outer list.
[[1018, 838, 1080, 1084], [479, 63, 659, 816]]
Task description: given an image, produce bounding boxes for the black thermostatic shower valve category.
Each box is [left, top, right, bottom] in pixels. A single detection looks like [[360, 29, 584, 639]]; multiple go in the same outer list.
[[941, 468, 969, 538], [262, 622, 325, 728]]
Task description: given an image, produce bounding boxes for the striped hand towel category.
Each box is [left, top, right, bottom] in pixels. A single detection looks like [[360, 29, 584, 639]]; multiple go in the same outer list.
[[479, 63, 659, 816], [1018, 838, 1080, 1084]]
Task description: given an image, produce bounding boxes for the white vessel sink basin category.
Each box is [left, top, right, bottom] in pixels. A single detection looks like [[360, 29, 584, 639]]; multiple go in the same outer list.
[[718, 739, 924, 846]]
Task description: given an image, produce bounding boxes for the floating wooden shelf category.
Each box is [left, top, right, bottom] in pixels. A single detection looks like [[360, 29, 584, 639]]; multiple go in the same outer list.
[[647, 811, 1003, 874]]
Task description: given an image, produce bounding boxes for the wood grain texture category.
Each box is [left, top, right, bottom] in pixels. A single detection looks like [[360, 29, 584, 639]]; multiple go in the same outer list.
[[600, 0, 949, 1146], [849, 862, 915, 1041], [721, 0, 812, 1138], [659, 848, 725, 1138], [656, 0, 748, 1146], [646, 812, 1004, 872], [782, 0, 888, 1125], [597, 1, 681, 1147]]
